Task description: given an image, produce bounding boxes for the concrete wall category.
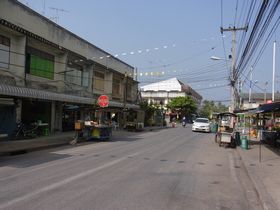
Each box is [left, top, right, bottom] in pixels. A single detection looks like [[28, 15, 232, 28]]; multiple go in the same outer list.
[[0, 0, 134, 76]]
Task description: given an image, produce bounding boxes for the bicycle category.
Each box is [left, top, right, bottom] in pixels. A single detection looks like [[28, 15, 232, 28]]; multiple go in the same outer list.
[[12, 122, 38, 140]]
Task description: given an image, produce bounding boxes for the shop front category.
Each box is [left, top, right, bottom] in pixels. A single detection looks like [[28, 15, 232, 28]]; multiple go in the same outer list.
[[0, 98, 16, 138]]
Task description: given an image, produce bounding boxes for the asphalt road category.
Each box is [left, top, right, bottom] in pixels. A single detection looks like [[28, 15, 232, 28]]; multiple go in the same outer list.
[[0, 126, 263, 210]]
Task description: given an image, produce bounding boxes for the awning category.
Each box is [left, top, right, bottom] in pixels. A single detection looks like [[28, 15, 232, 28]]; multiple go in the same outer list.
[[0, 84, 139, 109], [256, 102, 280, 113], [0, 84, 94, 104]]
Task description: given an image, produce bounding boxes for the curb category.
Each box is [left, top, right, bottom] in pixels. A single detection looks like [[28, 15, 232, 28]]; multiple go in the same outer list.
[[237, 147, 278, 210]]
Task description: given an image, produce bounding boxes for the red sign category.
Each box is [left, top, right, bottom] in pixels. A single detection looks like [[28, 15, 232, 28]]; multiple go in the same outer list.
[[98, 95, 109, 107]]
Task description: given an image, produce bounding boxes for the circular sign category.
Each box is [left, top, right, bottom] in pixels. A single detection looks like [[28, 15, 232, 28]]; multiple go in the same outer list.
[[98, 95, 109, 107]]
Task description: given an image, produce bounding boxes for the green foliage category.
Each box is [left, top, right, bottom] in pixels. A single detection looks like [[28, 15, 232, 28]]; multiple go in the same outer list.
[[166, 96, 197, 116], [140, 101, 161, 126], [199, 100, 228, 119]]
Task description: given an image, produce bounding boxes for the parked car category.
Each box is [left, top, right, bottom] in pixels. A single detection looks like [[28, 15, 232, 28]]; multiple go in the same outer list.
[[192, 118, 210, 132]]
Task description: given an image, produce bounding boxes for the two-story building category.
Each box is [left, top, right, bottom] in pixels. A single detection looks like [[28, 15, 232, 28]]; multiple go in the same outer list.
[[0, 0, 139, 137]]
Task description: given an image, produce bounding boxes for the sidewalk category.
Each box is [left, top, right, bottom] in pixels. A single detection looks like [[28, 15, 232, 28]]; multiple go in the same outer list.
[[237, 142, 280, 210], [0, 126, 168, 155]]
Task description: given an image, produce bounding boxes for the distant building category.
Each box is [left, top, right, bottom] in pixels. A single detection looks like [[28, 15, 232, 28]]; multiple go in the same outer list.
[[241, 92, 280, 109], [140, 77, 202, 111]]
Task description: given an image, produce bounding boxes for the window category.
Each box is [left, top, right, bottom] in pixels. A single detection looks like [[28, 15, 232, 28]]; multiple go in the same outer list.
[[127, 83, 132, 99], [112, 78, 121, 97], [65, 66, 82, 85], [26, 47, 54, 80], [93, 71, 104, 91], [0, 35, 10, 69], [82, 71, 89, 87]]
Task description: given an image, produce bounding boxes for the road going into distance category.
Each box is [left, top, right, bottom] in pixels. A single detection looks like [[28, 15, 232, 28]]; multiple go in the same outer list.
[[0, 126, 263, 210]]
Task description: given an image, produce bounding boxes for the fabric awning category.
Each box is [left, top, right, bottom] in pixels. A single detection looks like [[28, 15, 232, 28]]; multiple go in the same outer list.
[[0, 84, 139, 109]]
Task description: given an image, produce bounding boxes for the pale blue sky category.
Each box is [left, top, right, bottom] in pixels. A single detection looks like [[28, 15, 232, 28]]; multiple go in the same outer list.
[[18, 0, 280, 103]]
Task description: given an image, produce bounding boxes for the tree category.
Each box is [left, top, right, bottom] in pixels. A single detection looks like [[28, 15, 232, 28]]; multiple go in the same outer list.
[[166, 96, 197, 117], [140, 101, 159, 126], [199, 100, 228, 118]]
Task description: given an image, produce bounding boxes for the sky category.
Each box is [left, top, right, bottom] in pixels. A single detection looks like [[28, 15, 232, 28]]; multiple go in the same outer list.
[[18, 0, 280, 104]]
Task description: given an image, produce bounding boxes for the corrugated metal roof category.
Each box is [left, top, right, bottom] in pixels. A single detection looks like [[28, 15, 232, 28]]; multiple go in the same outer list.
[[0, 84, 139, 109]]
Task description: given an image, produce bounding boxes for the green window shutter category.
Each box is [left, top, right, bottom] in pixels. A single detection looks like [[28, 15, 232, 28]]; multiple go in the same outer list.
[[30, 55, 54, 80]]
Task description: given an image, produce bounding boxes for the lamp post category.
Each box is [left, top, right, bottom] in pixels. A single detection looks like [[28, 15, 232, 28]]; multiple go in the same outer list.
[[210, 56, 235, 111]]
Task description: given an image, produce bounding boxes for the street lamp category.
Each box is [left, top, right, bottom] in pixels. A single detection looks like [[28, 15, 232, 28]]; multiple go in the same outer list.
[[210, 56, 236, 112]]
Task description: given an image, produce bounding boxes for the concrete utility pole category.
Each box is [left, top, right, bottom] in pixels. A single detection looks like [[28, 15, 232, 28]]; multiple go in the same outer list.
[[272, 41, 276, 102], [220, 26, 247, 111], [249, 66, 253, 105]]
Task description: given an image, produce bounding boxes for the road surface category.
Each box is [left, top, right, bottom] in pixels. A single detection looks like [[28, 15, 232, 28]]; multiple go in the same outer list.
[[0, 126, 262, 210]]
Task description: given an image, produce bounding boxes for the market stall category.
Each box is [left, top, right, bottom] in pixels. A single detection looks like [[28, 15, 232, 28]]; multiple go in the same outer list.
[[84, 121, 112, 141], [247, 102, 280, 147]]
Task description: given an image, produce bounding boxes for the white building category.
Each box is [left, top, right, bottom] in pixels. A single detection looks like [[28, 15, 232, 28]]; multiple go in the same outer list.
[[140, 77, 202, 107]]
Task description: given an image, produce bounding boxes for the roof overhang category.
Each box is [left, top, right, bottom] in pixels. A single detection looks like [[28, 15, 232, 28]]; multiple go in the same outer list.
[[0, 84, 139, 109]]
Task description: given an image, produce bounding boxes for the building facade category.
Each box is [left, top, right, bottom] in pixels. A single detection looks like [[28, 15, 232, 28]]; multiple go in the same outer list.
[[140, 77, 202, 115], [0, 0, 139, 137], [241, 92, 280, 109]]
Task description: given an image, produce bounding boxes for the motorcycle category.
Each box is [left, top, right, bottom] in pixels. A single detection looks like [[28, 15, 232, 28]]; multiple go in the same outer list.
[[182, 121, 186, 127]]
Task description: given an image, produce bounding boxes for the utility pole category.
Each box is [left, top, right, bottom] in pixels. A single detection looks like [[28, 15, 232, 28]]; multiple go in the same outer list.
[[272, 40, 276, 102], [220, 26, 247, 112], [264, 81, 268, 103], [239, 79, 243, 109], [249, 66, 253, 105]]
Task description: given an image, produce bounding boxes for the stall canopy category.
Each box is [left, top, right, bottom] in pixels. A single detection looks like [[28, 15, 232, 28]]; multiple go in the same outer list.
[[254, 102, 280, 114]]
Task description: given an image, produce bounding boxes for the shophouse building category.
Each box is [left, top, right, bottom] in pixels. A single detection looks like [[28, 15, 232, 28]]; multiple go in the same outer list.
[[0, 0, 139, 137]]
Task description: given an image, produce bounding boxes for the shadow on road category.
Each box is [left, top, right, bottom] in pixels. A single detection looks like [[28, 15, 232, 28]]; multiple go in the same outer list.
[[0, 152, 72, 168]]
